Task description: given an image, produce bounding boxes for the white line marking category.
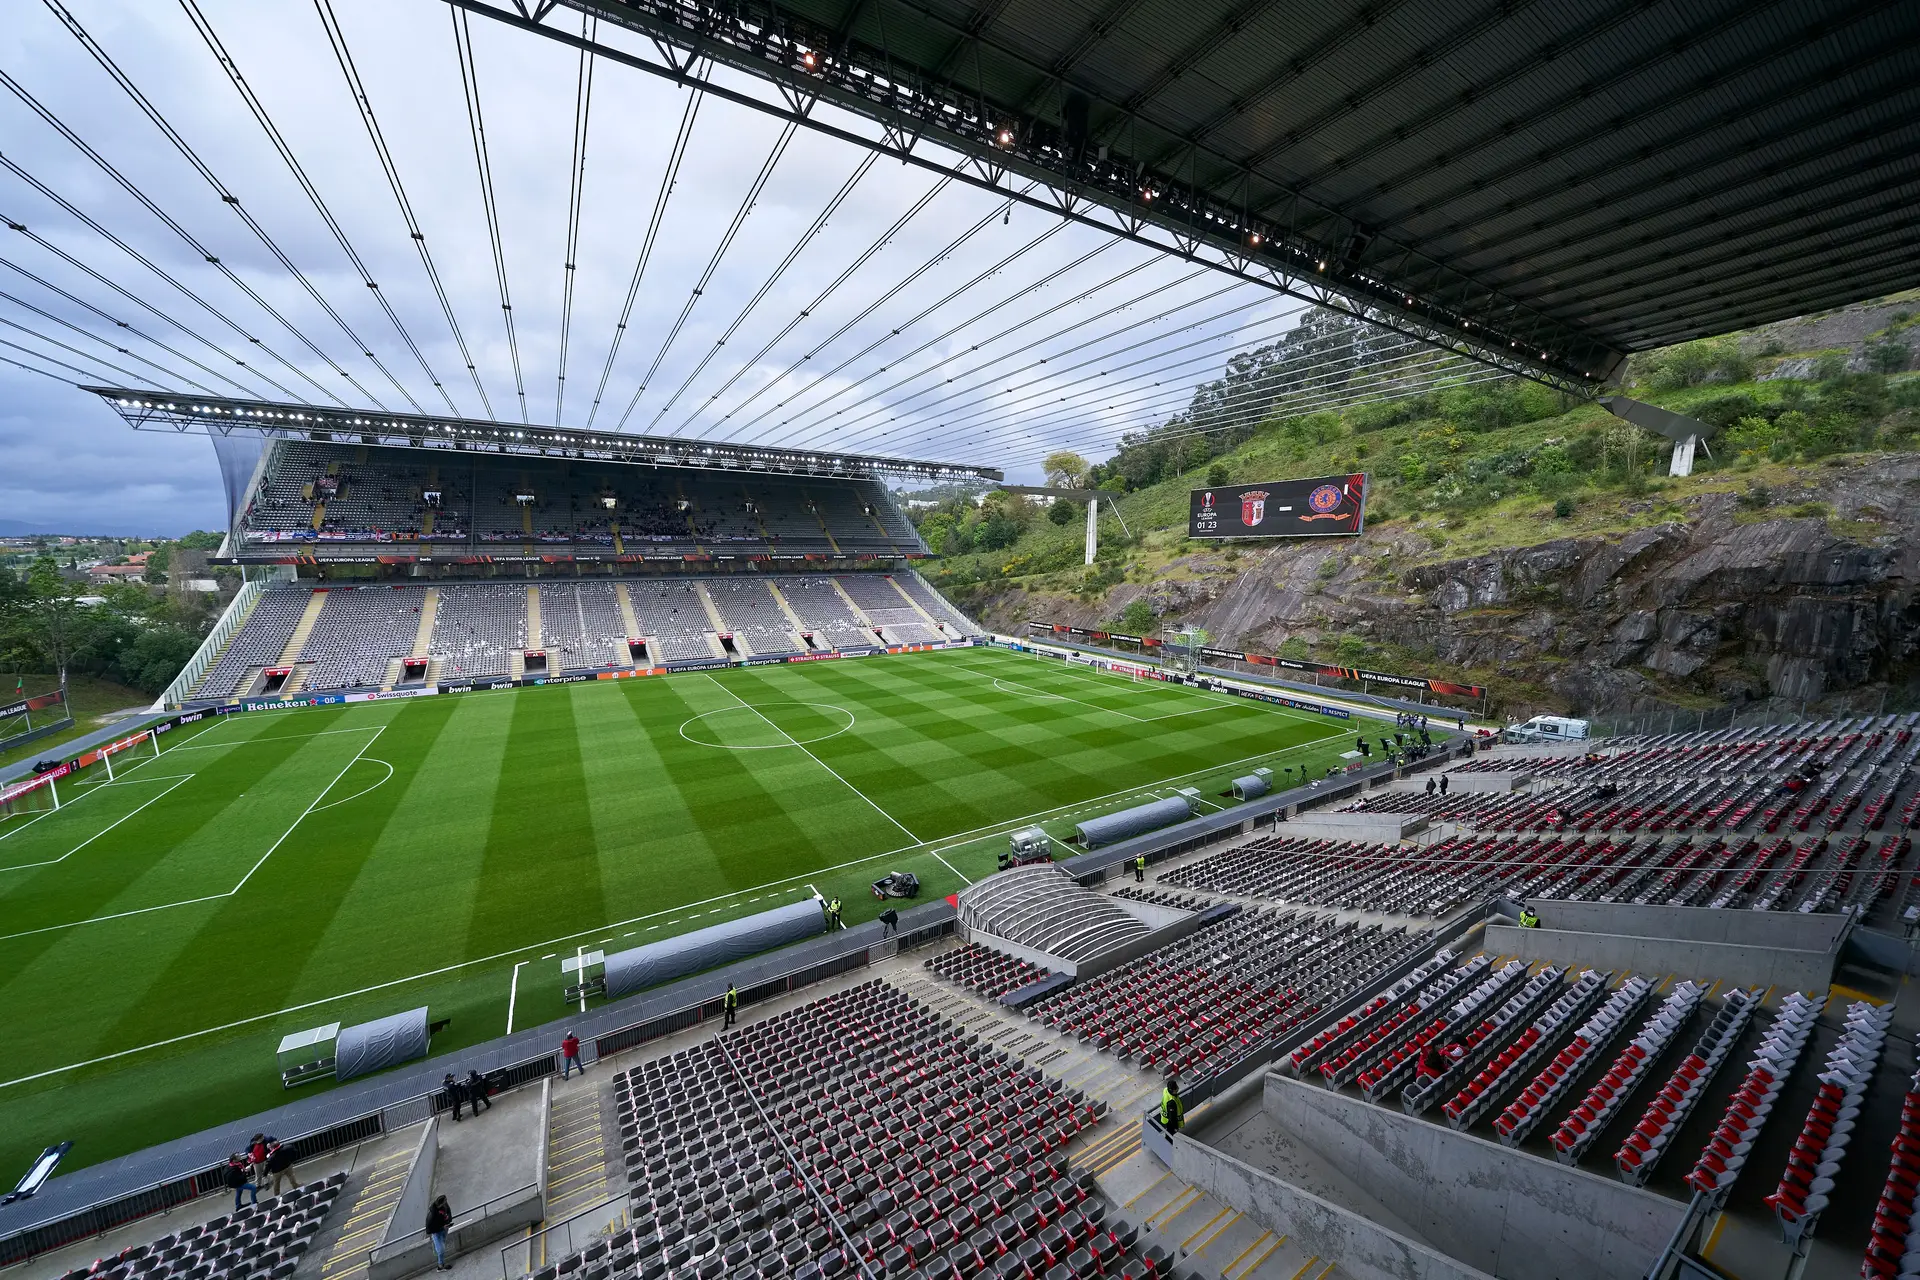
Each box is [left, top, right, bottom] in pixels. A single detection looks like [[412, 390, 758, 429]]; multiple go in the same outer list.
[[0, 727, 386, 940], [930, 849, 972, 884], [951, 663, 1225, 725], [0, 775, 194, 872], [704, 674, 919, 842], [0, 700, 1348, 1089], [506, 959, 530, 1034], [309, 758, 395, 812]]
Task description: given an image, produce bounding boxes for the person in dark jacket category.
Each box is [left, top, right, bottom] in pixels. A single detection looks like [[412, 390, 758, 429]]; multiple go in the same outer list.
[[224, 1154, 256, 1210], [426, 1195, 453, 1270], [443, 1072, 467, 1121], [465, 1070, 492, 1114], [264, 1140, 298, 1196]]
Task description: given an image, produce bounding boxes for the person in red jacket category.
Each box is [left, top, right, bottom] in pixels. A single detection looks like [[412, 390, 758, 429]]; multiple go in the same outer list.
[[560, 1031, 585, 1079]]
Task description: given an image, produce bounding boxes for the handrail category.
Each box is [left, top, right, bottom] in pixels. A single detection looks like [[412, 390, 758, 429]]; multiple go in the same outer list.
[[501, 1190, 625, 1279], [373, 1182, 539, 1260], [0, 912, 953, 1268]]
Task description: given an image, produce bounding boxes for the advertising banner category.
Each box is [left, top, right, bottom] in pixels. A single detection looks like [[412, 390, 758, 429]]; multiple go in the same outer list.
[[1190, 473, 1367, 539]]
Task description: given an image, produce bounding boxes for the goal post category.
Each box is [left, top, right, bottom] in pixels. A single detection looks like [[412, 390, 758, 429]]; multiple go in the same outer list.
[[0, 768, 63, 823]]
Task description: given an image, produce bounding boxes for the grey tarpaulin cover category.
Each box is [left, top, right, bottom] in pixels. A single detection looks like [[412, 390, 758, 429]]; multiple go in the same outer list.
[[603, 899, 826, 1000], [1231, 773, 1271, 800], [334, 1007, 431, 1082], [1075, 796, 1192, 848]]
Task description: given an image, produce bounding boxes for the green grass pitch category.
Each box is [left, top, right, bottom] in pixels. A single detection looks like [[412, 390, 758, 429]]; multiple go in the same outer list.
[[0, 646, 1357, 1178]]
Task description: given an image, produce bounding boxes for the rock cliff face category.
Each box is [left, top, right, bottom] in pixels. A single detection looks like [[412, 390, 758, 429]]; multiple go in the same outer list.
[[966, 456, 1920, 714]]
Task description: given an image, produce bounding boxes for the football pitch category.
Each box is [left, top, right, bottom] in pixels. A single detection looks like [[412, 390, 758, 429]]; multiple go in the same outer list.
[[0, 646, 1357, 1178]]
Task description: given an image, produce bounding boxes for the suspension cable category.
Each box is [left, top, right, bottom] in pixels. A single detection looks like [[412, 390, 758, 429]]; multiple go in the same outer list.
[[0, 255, 252, 395], [3, 204, 284, 399], [771, 247, 1160, 441], [0, 315, 169, 388], [720, 184, 1034, 438], [587, 83, 702, 427], [823, 277, 1259, 454], [680, 175, 952, 439], [732, 216, 1072, 445], [644, 151, 877, 431], [177, 0, 456, 414], [616, 120, 799, 430], [0, 347, 81, 384], [35, 3, 397, 408], [452, 6, 526, 421], [554, 7, 595, 423], [0, 287, 219, 393], [314, 0, 493, 418], [904, 316, 1432, 453], [821, 272, 1245, 450], [0, 156, 313, 403], [1002, 344, 1475, 455]]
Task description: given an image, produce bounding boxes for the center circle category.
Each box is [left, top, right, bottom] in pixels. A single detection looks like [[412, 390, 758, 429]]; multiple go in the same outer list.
[[679, 702, 857, 750]]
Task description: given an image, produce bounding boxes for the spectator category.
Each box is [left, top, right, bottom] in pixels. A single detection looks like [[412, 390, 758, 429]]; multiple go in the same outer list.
[[224, 1154, 256, 1210], [465, 1069, 493, 1114], [443, 1072, 467, 1122], [426, 1195, 453, 1270], [561, 1031, 585, 1078], [1439, 774, 1449, 796], [248, 1134, 270, 1183], [264, 1140, 298, 1196], [1426, 777, 1436, 797]]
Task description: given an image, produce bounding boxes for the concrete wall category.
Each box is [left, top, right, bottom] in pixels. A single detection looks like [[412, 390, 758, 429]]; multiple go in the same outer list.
[[380, 1118, 437, 1248], [368, 1185, 543, 1280], [1169, 1135, 1492, 1280], [1528, 899, 1846, 952], [1423, 771, 1527, 794], [1279, 810, 1427, 843], [1260, 1074, 1680, 1280], [1484, 923, 1834, 993]]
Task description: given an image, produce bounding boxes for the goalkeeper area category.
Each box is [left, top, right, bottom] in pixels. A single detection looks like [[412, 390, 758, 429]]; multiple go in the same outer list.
[[0, 645, 1359, 1178]]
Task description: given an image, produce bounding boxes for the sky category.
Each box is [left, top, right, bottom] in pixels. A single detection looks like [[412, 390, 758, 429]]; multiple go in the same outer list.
[[0, 0, 1304, 536]]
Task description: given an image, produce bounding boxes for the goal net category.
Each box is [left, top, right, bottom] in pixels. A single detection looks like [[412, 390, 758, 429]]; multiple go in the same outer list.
[[0, 769, 63, 825]]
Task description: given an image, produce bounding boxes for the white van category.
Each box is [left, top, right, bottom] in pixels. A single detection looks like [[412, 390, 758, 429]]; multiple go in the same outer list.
[[1505, 714, 1590, 743]]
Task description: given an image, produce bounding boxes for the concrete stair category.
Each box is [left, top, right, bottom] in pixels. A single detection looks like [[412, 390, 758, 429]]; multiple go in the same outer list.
[[278, 591, 329, 666], [832, 579, 877, 629], [410, 588, 439, 658], [526, 585, 543, 651], [885, 576, 945, 630], [614, 582, 641, 638]]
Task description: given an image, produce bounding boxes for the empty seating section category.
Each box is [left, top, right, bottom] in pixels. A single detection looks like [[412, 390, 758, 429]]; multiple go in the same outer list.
[[234, 440, 927, 558], [195, 588, 311, 696], [73, 1175, 343, 1280], [1356, 959, 1529, 1105], [925, 944, 1057, 1001], [299, 587, 427, 691], [1495, 976, 1652, 1147], [629, 583, 722, 662], [1613, 986, 1760, 1185], [836, 576, 925, 629], [706, 580, 802, 656], [1765, 999, 1895, 1240], [1862, 1065, 1920, 1279], [895, 575, 985, 637], [1286, 952, 1457, 1078], [1550, 981, 1706, 1164], [606, 980, 1135, 1280], [957, 867, 1151, 965], [780, 578, 878, 650], [540, 583, 629, 671], [1030, 908, 1428, 1081], [1437, 969, 1611, 1131], [430, 582, 528, 678], [1685, 992, 1818, 1197]]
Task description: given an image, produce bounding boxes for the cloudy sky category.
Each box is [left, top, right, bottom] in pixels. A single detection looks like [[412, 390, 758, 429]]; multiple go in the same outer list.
[[0, 0, 1303, 535]]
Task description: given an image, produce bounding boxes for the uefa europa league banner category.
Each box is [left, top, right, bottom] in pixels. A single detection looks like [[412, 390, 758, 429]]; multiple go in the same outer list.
[[1189, 473, 1366, 538]]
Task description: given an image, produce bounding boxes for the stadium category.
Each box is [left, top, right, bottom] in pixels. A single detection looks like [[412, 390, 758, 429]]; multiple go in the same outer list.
[[2, 3, 1919, 1280]]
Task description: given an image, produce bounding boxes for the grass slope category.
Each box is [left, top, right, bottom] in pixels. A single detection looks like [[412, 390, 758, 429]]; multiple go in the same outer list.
[[0, 647, 1358, 1177], [0, 674, 157, 774]]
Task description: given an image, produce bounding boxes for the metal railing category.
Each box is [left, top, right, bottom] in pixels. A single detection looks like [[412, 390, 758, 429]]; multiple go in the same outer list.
[[155, 573, 268, 709], [373, 1182, 539, 1269], [501, 1191, 626, 1279], [1, 917, 954, 1268]]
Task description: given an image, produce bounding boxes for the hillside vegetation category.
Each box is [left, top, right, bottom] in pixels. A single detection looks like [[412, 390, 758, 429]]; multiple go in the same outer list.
[[917, 294, 1920, 716]]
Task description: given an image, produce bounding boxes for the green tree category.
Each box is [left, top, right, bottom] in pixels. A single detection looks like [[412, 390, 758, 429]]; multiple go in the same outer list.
[[1047, 500, 1078, 526], [144, 544, 172, 585], [24, 556, 83, 684], [1115, 598, 1156, 635], [1206, 462, 1230, 487], [1042, 451, 1091, 489]]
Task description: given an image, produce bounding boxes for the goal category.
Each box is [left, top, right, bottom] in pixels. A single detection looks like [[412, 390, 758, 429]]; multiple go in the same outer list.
[[0, 769, 63, 824]]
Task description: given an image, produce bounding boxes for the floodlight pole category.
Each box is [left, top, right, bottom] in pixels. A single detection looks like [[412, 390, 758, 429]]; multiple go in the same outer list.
[[1085, 498, 1098, 567]]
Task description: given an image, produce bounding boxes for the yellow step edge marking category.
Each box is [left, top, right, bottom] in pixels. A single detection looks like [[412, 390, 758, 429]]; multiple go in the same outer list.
[[1223, 1232, 1284, 1280], [1122, 1171, 1172, 1208], [1181, 1205, 1233, 1250], [1090, 1138, 1142, 1176], [1144, 1186, 1203, 1228], [1830, 983, 1889, 1007], [1077, 1125, 1138, 1163], [1289, 1255, 1322, 1280], [1313, 1261, 1338, 1280], [1193, 1210, 1244, 1255]]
